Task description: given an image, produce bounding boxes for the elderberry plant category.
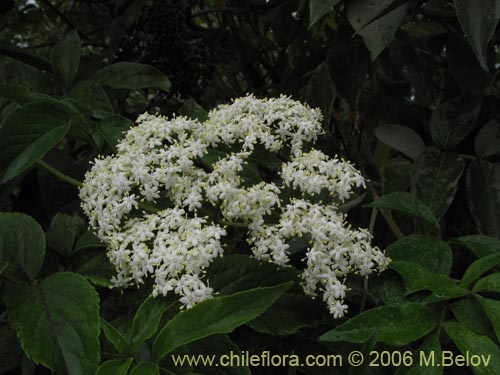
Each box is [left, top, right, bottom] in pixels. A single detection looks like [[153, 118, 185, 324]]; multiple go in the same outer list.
[[80, 95, 389, 318]]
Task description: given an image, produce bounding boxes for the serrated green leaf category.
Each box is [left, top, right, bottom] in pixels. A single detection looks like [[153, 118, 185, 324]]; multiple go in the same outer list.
[[188, 335, 250, 375], [46, 213, 86, 256], [152, 282, 293, 360], [386, 235, 452, 274], [309, 0, 341, 27], [74, 231, 105, 251], [411, 148, 465, 219], [207, 255, 319, 334], [1, 123, 70, 183], [473, 272, 500, 293], [207, 255, 299, 294], [0, 325, 22, 374], [422, 285, 470, 304], [5, 272, 100, 375], [247, 293, 325, 335], [76, 252, 114, 288], [375, 124, 425, 161], [69, 81, 113, 119], [51, 32, 81, 87], [450, 299, 492, 337], [454, 0, 500, 71], [0, 84, 47, 104], [390, 261, 455, 295], [98, 116, 133, 150], [347, 0, 407, 60], [0, 212, 45, 281], [307, 62, 336, 126], [395, 332, 442, 375], [92, 62, 171, 92], [366, 192, 440, 234], [476, 296, 500, 342], [466, 160, 500, 238], [95, 358, 133, 375], [475, 117, 500, 157], [178, 98, 207, 122], [130, 296, 176, 351], [461, 252, 500, 286], [452, 235, 500, 258], [430, 95, 482, 149], [319, 303, 439, 346], [130, 361, 159, 375], [443, 322, 500, 374], [0, 101, 74, 175], [101, 319, 130, 355]]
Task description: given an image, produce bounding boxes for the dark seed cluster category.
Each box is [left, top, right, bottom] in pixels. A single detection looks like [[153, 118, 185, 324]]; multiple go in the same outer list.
[[117, 0, 213, 99]]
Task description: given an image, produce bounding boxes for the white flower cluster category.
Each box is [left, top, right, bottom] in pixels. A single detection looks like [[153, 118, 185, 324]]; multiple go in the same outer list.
[[80, 94, 389, 317]]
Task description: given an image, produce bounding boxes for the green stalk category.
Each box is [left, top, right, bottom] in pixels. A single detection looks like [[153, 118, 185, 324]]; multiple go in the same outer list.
[[36, 159, 82, 187]]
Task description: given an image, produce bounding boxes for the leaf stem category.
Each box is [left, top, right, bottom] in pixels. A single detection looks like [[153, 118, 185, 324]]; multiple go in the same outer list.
[[36, 159, 82, 187], [368, 207, 378, 235]]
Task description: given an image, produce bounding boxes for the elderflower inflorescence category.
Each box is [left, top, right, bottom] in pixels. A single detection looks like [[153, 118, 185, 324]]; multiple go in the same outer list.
[[80, 94, 389, 317]]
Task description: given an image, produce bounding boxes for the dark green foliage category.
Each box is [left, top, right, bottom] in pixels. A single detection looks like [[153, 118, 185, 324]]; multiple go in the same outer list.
[[0, 1, 500, 374]]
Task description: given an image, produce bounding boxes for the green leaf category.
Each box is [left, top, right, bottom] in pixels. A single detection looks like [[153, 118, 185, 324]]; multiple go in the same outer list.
[[386, 235, 452, 274], [370, 272, 405, 306], [309, 0, 341, 27], [462, 252, 500, 286], [390, 261, 455, 295], [98, 116, 133, 149], [375, 124, 425, 161], [46, 213, 86, 256], [74, 231, 105, 251], [307, 62, 336, 126], [5, 272, 100, 375], [0, 101, 74, 175], [130, 361, 159, 375], [366, 192, 440, 234], [92, 62, 171, 92], [0, 84, 47, 104], [207, 255, 299, 294], [454, 0, 500, 71], [476, 296, 500, 342], [395, 332, 442, 375], [51, 32, 81, 87], [76, 252, 114, 288], [319, 303, 438, 346], [466, 160, 500, 238], [452, 235, 500, 258], [178, 99, 208, 122], [247, 293, 325, 335], [101, 319, 130, 355], [188, 335, 250, 375], [451, 299, 492, 336], [129, 296, 176, 351], [207, 255, 321, 334], [473, 272, 500, 293], [1, 123, 70, 183], [422, 285, 470, 304], [443, 322, 500, 374], [0, 326, 22, 374], [430, 95, 482, 149], [0, 212, 45, 281], [475, 117, 500, 157], [347, 0, 408, 60], [69, 81, 113, 119], [95, 358, 133, 375], [152, 282, 293, 360], [411, 148, 465, 219]]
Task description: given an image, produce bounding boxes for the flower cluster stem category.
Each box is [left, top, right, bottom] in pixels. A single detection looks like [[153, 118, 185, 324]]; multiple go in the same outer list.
[[36, 159, 82, 187]]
